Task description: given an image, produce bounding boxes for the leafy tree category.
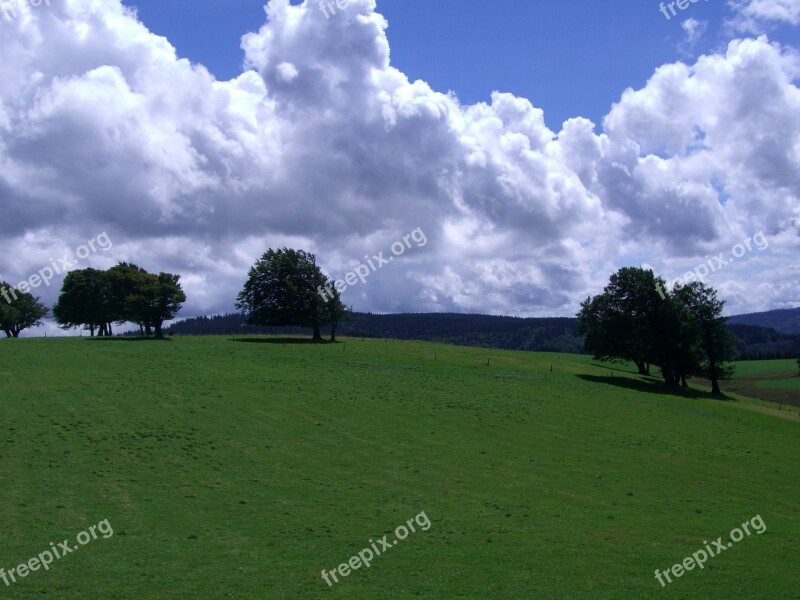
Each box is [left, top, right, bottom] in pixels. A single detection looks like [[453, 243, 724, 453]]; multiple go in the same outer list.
[[578, 268, 733, 390], [53, 268, 113, 336], [672, 282, 735, 395], [145, 273, 187, 338], [0, 282, 48, 338], [55, 264, 186, 337], [577, 267, 673, 378], [322, 283, 350, 342], [236, 248, 340, 341], [106, 263, 152, 335]]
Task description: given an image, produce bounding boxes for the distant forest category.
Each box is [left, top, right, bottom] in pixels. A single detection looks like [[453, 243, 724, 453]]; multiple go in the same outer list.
[[164, 311, 800, 360]]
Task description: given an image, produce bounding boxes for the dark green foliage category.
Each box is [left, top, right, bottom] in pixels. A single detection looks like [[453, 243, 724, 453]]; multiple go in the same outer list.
[[0, 281, 48, 337], [235, 248, 347, 341], [53, 264, 185, 337], [578, 268, 736, 393], [52, 268, 113, 336], [673, 282, 736, 394], [577, 267, 675, 378]]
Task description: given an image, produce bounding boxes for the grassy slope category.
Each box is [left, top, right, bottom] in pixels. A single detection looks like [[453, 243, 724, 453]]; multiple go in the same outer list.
[[0, 337, 798, 599]]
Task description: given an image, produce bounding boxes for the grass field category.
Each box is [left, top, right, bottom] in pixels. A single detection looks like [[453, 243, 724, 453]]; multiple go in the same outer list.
[[1, 336, 798, 599], [723, 358, 800, 406], [757, 377, 800, 389], [730, 359, 797, 379]]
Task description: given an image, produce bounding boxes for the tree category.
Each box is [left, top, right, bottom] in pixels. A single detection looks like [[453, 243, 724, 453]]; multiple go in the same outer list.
[[145, 273, 187, 338], [578, 268, 732, 390], [52, 268, 113, 336], [322, 283, 350, 342], [236, 248, 339, 341], [577, 267, 675, 380], [672, 282, 735, 395], [0, 282, 48, 338], [55, 264, 186, 338], [107, 263, 151, 335]]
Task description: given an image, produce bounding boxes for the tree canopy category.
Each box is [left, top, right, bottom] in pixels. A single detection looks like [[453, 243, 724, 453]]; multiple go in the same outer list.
[[578, 267, 735, 393], [53, 264, 186, 337], [236, 248, 348, 341], [0, 281, 48, 338]]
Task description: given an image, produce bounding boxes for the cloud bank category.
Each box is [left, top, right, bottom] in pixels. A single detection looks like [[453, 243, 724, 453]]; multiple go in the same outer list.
[[0, 0, 798, 330]]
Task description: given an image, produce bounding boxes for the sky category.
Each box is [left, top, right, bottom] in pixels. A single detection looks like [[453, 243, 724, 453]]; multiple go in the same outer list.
[[1, 0, 799, 333]]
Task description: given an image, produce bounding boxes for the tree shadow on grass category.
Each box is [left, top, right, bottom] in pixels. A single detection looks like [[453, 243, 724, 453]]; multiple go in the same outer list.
[[589, 362, 641, 375], [86, 336, 172, 342], [577, 374, 731, 401], [232, 337, 335, 345]]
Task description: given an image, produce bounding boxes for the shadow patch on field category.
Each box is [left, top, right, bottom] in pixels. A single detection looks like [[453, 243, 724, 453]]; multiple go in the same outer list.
[[87, 336, 172, 342], [232, 337, 335, 345], [589, 362, 641, 375], [577, 374, 728, 401]]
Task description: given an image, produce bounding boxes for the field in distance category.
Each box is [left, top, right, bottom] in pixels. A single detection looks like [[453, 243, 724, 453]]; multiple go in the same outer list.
[[721, 358, 800, 404], [0, 336, 798, 599]]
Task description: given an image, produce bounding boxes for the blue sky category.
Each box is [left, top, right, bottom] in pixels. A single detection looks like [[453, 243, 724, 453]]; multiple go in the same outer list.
[[1, 0, 799, 326], [124, 0, 796, 128]]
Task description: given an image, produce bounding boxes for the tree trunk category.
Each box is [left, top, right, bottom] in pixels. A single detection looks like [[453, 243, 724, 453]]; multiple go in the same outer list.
[[154, 321, 164, 338], [709, 354, 721, 395], [11, 328, 20, 338], [145, 322, 152, 336], [312, 322, 322, 341], [89, 324, 95, 337], [330, 321, 338, 342], [635, 361, 648, 375]]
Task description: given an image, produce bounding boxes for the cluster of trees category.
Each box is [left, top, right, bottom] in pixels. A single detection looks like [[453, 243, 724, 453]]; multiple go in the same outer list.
[[0, 282, 48, 338], [578, 267, 735, 394], [236, 249, 348, 341], [53, 263, 186, 338]]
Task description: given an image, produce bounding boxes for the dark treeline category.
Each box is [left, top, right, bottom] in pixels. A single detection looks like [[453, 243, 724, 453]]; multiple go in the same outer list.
[[166, 311, 800, 359], [164, 312, 586, 353], [728, 323, 800, 360], [166, 309, 800, 360]]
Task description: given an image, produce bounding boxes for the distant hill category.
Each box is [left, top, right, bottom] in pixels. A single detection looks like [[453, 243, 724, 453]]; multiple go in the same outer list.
[[728, 307, 800, 335], [165, 311, 800, 359], [727, 323, 800, 360], [165, 312, 586, 354]]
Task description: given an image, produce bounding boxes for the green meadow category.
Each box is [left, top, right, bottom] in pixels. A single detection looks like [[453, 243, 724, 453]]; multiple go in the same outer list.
[[0, 337, 798, 599]]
